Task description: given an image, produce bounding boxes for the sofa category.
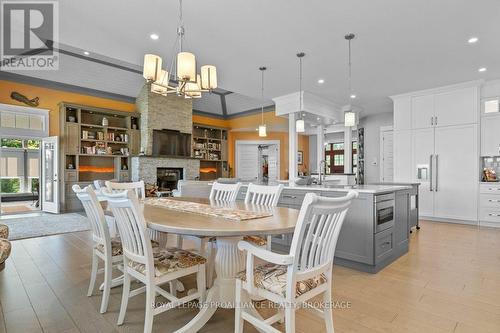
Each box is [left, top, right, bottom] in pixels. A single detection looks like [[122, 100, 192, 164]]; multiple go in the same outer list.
[[0, 224, 11, 272]]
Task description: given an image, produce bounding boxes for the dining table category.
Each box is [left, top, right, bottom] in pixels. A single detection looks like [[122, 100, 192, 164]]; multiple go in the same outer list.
[[141, 197, 300, 333]]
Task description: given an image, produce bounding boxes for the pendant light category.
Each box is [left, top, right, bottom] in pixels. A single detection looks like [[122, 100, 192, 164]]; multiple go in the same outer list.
[[142, 0, 218, 98], [344, 33, 356, 127], [258, 66, 267, 137], [296, 52, 305, 133]]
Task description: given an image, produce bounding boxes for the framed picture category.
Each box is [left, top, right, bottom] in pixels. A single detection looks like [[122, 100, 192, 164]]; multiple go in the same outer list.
[[297, 151, 303, 165]]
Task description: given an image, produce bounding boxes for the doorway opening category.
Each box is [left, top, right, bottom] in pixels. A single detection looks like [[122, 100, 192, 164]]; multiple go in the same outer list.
[[0, 138, 41, 215]]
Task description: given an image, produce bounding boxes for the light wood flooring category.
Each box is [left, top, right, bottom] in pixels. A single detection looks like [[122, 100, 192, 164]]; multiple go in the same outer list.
[[1, 220, 500, 333]]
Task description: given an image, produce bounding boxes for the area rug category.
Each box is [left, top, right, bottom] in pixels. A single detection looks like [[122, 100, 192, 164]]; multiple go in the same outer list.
[[1, 213, 90, 240]]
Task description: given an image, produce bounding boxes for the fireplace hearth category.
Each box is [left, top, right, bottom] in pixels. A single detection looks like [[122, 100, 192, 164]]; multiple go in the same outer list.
[[157, 167, 184, 191]]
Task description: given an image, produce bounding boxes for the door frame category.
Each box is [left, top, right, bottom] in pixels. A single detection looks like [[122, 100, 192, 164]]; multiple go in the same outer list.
[[379, 126, 394, 182], [235, 140, 280, 180]]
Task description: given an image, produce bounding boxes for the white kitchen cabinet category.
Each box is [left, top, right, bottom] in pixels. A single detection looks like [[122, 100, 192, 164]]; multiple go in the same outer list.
[[434, 87, 477, 127], [392, 81, 481, 223], [393, 97, 411, 130], [434, 124, 478, 220], [411, 95, 434, 129], [480, 183, 500, 226], [481, 114, 500, 156], [393, 130, 412, 182], [411, 128, 435, 217]]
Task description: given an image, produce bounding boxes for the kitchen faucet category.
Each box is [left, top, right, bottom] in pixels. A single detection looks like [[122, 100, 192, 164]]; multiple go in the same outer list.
[[318, 160, 326, 185]]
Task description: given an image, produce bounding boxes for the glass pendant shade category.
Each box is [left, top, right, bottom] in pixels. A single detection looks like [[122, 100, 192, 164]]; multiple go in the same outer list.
[[184, 74, 202, 98], [151, 69, 169, 94], [201, 65, 217, 89], [296, 118, 305, 133], [258, 124, 267, 137], [177, 52, 196, 81], [344, 111, 356, 127], [143, 54, 162, 81]]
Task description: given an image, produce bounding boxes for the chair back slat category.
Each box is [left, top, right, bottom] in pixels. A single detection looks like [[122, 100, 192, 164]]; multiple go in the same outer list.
[[72, 185, 109, 246], [106, 181, 146, 200], [244, 183, 283, 207], [290, 191, 357, 274], [209, 182, 241, 202], [103, 190, 154, 268]]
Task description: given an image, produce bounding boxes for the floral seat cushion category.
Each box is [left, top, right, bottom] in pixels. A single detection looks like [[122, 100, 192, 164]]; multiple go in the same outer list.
[[243, 235, 267, 247], [0, 239, 11, 265], [0, 224, 8, 239], [128, 247, 206, 277], [236, 263, 327, 297], [96, 239, 159, 257]]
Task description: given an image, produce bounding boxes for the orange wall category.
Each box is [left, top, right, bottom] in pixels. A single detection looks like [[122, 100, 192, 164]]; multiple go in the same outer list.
[[0, 80, 135, 136], [0, 79, 308, 179]]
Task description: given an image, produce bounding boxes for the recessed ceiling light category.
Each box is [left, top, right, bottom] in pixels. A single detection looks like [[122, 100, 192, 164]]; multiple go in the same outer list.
[[478, 67, 487, 72], [350, 94, 356, 99], [318, 79, 325, 84], [317, 117, 321, 121], [302, 113, 306, 116], [150, 33, 159, 40], [468, 37, 479, 44], [83, 51, 90, 56]]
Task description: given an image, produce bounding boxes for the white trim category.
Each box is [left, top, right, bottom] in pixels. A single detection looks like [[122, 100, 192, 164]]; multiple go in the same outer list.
[[235, 140, 280, 180], [379, 126, 394, 182], [390, 80, 483, 100], [0, 103, 50, 138]]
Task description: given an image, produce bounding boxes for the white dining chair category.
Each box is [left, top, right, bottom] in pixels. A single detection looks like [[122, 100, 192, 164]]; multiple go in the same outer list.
[[106, 180, 169, 246], [209, 181, 242, 201], [235, 190, 358, 333], [243, 183, 284, 250], [103, 189, 207, 333], [73, 184, 123, 314]]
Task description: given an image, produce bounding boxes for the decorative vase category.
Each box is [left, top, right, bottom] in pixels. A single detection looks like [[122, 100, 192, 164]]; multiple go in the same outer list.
[[102, 117, 108, 126]]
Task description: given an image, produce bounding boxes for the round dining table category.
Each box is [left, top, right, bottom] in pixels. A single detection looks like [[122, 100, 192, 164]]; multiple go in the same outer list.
[[141, 197, 299, 333]]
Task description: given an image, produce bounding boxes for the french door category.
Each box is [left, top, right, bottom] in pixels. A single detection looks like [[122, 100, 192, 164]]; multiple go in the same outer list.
[[41, 136, 59, 213]]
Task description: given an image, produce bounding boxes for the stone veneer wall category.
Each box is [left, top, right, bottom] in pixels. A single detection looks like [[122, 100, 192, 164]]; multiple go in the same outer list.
[[131, 156, 200, 184], [136, 83, 193, 155]]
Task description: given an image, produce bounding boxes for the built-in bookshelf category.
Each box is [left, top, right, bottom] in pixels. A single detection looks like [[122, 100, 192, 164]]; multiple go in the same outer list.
[[59, 103, 140, 211], [192, 124, 229, 180]]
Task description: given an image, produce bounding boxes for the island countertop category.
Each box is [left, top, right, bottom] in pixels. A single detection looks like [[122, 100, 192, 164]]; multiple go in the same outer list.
[[239, 181, 411, 194]]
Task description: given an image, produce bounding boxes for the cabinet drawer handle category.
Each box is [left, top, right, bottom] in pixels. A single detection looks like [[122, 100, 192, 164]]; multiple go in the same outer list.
[[489, 188, 500, 191], [283, 195, 297, 199], [381, 241, 391, 246], [488, 213, 500, 217], [488, 199, 500, 203]]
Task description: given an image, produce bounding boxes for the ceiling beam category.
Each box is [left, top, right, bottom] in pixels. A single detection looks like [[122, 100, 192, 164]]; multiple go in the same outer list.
[[220, 94, 228, 117]]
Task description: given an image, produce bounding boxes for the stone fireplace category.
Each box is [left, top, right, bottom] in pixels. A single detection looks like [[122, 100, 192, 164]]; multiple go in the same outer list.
[[131, 83, 200, 184]]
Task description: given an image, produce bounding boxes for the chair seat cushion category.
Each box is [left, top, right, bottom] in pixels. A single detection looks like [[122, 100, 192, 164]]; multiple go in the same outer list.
[[129, 247, 206, 277], [243, 235, 267, 247], [236, 263, 327, 297], [0, 224, 8, 239], [0, 239, 11, 263], [96, 239, 159, 257]]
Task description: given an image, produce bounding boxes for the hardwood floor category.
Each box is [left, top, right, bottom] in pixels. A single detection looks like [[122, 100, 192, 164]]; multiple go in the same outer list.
[[1, 220, 500, 332]]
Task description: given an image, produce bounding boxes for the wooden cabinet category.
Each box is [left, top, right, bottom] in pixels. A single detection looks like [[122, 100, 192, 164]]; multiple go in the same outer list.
[[129, 129, 141, 155], [411, 95, 434, 129], [481, 114, 500, 156], [65, 122, 80, 155]]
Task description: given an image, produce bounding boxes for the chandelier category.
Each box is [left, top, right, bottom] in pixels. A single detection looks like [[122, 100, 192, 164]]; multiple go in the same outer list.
[[142, 0, 217, 98]]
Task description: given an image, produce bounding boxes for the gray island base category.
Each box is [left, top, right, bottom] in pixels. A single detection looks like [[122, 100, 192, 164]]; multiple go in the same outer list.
[[238, 182, 413, 273]]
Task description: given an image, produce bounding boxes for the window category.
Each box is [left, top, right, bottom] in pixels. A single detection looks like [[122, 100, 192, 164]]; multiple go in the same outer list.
[[0, 139, 40, 194], [324, 141, 357, 174]]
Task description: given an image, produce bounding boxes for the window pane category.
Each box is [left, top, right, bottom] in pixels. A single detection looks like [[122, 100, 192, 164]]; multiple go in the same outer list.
[[333, 143, 344, 150], [352, 142, 358, 149], [325, 144, 331, 152], [1, 178, 20, 193], [1, 139, 22, 148]]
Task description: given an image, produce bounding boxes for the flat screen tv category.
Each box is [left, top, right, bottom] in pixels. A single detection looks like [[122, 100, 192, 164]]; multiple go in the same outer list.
[[152, 129, 191, 157]]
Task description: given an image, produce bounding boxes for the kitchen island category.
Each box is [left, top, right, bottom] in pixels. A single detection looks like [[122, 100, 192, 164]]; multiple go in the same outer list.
[[237, 182, 413, 273]]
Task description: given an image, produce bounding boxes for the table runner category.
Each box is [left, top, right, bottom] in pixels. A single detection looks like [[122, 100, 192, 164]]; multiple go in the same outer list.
[[144, 198, 272, 221]]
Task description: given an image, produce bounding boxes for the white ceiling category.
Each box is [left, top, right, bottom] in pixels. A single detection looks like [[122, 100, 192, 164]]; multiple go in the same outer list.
[[6, 0, 500, 116]]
